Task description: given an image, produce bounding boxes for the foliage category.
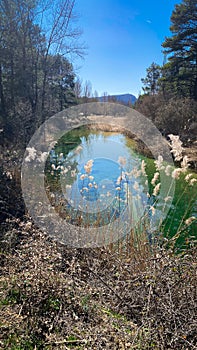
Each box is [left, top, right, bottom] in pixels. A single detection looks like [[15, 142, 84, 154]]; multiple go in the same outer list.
[[135, 94, 197, 143], [139, 0, 197, 140], [155, 97, 197, 140], [0, 154, 24, 226], [0, 0, 82, 147], [135, 93, 164, 123], [141, 62, 162, 95], [161, 0, 197, 100]]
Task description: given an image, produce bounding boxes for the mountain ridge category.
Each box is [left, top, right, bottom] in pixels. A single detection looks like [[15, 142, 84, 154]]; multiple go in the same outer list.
[[98, 93, 137, 105]]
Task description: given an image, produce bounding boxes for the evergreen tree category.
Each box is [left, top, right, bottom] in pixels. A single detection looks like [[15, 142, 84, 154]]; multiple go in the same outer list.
[[44, 54, 76, 111], [141, 62, 161, 95], [161, 0, 197, 100]]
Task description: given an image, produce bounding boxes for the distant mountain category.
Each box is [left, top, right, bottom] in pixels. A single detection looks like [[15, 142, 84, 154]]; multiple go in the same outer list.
[[98, 93, 137, 105]]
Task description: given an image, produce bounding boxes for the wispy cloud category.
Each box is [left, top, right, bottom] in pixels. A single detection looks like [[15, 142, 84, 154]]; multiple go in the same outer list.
[[146, 19, 152, 24]]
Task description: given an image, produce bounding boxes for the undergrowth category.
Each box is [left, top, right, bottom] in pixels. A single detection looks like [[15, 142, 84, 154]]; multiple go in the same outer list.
[[0, 221, 196, 349]]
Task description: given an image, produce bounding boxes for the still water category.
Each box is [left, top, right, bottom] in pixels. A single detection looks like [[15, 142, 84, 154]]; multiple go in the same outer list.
[[45, 127, 197, 248]]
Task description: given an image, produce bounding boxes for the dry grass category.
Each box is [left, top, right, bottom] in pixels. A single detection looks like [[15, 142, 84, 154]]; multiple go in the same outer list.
[[0, 141, 196, 349], [0, 217, 196, 350]]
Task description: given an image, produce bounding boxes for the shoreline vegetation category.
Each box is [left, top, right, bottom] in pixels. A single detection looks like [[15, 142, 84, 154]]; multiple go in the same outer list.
[[0, 127, 196, 350], [1, 125, 196, 348], [86, 123, 197, 171], [0, 227, 196, 349]]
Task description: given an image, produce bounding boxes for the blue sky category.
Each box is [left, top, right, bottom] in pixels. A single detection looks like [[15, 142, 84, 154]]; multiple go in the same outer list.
[[74, 0, 181, 97]]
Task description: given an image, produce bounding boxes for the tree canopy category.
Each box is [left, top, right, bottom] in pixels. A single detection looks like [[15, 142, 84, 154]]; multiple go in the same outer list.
[[0, 0, 83, 145], [141, 62, 161, 95], [161, 0, 197, 100], [138, 0, 197, 141]]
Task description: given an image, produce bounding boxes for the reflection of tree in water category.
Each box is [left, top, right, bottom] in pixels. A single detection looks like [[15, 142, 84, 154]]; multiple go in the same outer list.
[[44, 127, 197, 240], [44, 127, 87, 211], [45, 125, 111, 192], [44, 126, 148, 228], [45, 126, 111, 226]]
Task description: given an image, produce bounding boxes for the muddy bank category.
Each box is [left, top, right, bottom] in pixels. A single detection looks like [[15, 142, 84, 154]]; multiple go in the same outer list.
[[86, 123, 197, 170], [86, 123, 156, 158]]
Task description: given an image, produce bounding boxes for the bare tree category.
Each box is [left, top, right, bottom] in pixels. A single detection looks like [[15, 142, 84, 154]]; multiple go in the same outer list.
[[103, 92, 108, 102], [0, 0, 84, 144], [83, 80, 92, 102], [35, 0, 85, 120], [94, 90, 99, 100], [74, 77, 83, 99]]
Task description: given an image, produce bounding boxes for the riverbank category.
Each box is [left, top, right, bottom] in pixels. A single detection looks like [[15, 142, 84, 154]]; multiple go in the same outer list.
[[0, 126, 196, 349], [0, 221, 196, 349], [86, 123, 197, 170]]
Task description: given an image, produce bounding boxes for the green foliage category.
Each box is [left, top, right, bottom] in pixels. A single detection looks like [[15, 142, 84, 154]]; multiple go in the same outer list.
[[141, 62, 161, 95], [3, 333, 43, 350], [139, 0, 197, 139], [161, 0, 197, 100], [43, 297, 61, 312]]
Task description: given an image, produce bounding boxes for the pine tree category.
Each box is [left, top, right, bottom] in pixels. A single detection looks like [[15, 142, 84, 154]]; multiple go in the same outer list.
[[162, 0, 197, 100], [141, 62, 161, 95]]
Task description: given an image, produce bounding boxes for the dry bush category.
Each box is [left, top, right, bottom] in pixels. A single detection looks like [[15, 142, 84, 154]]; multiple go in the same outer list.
[[135, 94, 165, 122], [135, 96, 197, 145], [155, 98, 197, 143], [0, 219, 196, 349]]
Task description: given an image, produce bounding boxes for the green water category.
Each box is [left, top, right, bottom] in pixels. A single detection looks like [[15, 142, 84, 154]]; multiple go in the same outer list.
[[45, 126, 197, 249], [140, 156, 197, 247]]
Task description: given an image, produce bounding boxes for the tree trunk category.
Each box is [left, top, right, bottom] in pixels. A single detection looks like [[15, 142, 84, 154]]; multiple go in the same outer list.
[[0, 63, 6, 117]]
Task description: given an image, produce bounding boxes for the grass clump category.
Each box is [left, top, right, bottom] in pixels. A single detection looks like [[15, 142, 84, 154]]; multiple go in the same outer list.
[[0, 134, 196, 349], [0, 223, 196, 349]]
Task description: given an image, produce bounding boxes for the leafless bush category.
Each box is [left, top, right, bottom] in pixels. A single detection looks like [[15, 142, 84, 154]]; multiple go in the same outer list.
[[0, 221, 196, 349], [135, 96, 197, 145]]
